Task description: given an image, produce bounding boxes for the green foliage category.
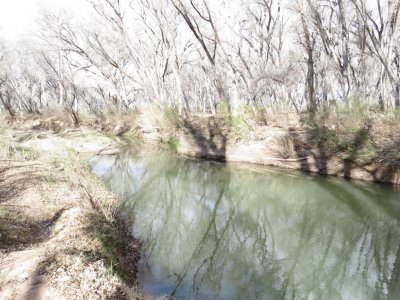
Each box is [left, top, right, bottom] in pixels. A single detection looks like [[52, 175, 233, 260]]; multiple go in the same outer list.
[[245, 104, 269, 125], [216, 100, 231, 115], [125, 107, 140, 117], [43, 173, 61, 184], [333, 96, 370, 119], [167, 135, 181, 152], [97, 233, 127, 281], [122, 128, 140, 142], [163, 107, 180, 128], [304, 103, 381, 163], [8, 145, 39, 161], [225, 113, 253, 141]]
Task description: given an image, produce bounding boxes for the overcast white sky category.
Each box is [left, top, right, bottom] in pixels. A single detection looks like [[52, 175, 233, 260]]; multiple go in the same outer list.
[[0, 0, 89, 40]]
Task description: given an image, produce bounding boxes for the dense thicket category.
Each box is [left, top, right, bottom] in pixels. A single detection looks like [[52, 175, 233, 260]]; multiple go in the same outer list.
[[0, 0, 399, 118]]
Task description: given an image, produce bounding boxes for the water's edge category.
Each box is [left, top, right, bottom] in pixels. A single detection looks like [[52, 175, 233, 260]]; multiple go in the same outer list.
[[90, 149, 400, 299], [140, 132, 400, 186]]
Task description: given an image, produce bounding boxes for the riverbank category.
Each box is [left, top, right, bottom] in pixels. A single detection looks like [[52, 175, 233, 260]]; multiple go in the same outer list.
[[84, 107, 400, 185], [0, 107, 399, 297], [0, 126, 147, 299], [3, 107, 400, 185], [167, 115, 400, 185]]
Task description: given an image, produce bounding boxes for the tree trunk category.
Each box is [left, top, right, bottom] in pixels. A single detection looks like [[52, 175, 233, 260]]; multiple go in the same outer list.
[[395, 84, 400, 109], [301, 15, 316, 112]]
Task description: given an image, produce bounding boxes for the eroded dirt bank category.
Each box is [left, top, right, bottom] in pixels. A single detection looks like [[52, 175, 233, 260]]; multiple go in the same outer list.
[[134, 114, 400, 185], [170, 127, 400, 185], [7, 110, 400, 185], [0, 110, 399, 298], [0, 128, 146, 300]]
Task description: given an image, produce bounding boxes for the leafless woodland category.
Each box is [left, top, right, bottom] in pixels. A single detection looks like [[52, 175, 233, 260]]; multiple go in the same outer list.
[[0, 0, 399, 118]]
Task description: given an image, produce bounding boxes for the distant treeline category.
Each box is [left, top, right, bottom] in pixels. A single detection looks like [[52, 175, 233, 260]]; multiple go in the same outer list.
[[0, 0, 399, 118]]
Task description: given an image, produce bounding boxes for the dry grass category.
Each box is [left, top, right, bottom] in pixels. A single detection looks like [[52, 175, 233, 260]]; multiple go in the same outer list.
[[3, 105, 400, 181], [301, 105, 400, 163], [0, 127, 148, 300]]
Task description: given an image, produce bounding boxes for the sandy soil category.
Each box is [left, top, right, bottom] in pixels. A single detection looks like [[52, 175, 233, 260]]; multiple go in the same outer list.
[[0, 129, 146, 300]]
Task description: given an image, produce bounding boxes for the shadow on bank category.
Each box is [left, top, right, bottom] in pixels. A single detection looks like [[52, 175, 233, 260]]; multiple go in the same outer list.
[[174, 112, 230, 163], [92, 147, 400, 300], [285, 117, 400, 185]]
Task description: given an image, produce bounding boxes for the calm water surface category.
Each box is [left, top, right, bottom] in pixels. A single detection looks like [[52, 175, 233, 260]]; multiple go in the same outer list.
[[89, 149, 400, 300]]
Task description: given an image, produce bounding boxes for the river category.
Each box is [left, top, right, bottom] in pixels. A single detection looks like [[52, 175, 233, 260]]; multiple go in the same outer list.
[[89, 148, 400, 300]]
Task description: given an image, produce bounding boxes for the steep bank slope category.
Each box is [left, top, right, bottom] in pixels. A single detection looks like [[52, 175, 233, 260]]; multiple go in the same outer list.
[[132, 112, 400, 185]]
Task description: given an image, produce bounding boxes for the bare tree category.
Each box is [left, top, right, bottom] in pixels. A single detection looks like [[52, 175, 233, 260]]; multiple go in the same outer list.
[[170, 0, 229, 110], [351, 0, 400, 109], [0, 0, 399, 117]]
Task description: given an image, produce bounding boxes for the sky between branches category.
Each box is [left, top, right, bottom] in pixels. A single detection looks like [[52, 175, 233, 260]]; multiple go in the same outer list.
[[0, 0, 90, 40]]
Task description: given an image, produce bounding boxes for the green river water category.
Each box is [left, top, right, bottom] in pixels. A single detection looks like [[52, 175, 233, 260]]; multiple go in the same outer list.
[[89, 149, 400, 300]]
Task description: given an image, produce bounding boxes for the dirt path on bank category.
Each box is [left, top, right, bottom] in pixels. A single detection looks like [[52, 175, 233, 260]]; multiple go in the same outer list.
[[0, 129, 145, 300]]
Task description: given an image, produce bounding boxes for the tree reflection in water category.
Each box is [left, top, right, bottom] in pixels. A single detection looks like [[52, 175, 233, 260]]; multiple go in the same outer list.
[[90, 150, 400, 300]]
